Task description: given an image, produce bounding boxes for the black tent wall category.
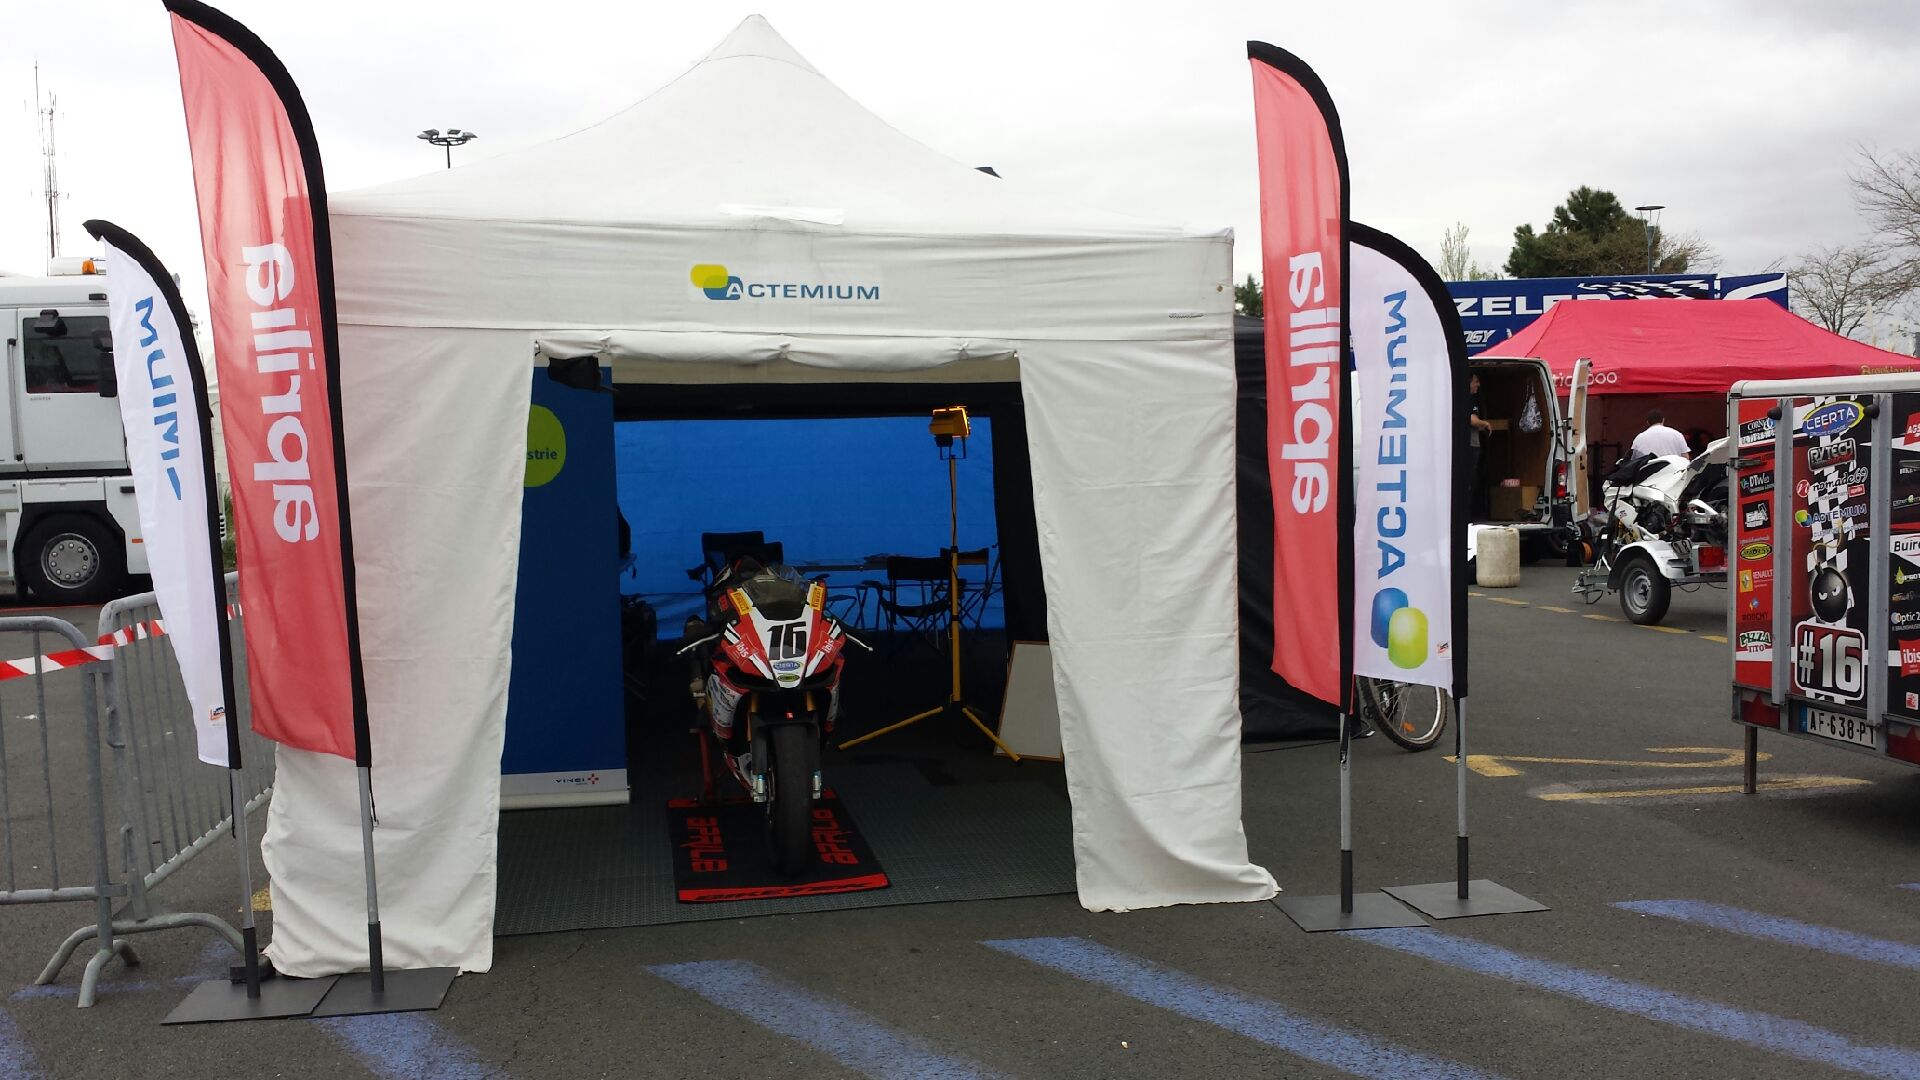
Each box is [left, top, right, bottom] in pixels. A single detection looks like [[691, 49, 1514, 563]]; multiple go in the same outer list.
[[1235, 316, 1340, 741]]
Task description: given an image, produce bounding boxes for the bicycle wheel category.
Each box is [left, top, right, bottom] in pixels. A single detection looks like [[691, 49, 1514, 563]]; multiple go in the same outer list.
[[1357, 677, 1451, 752]]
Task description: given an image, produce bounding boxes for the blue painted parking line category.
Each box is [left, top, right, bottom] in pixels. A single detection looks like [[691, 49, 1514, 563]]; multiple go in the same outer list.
[[1616, 899, 1920, 972], [983, 936, 1499, 1080], [1353, 927, 1920, 1080], [0, 1005, 42, 1079], [316, 1013, 502, 1080], [1899, 883, 1920, 893], [648, 959, 994, 1080]]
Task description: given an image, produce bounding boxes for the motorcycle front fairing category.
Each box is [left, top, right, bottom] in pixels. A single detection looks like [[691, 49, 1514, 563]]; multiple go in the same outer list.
[[704, 568, 846, 800]]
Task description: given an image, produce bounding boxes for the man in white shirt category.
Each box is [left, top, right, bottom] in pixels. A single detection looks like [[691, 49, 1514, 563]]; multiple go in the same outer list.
[[1631, 408, 1691, 460]]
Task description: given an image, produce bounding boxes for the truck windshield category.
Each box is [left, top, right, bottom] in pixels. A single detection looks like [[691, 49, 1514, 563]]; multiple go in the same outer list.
[[22, 314, 110, 395]]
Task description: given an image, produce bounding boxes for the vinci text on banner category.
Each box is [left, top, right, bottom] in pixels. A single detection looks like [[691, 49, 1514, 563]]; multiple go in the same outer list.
[[1248, 42, 1352, 708], [88, 221, 239, 768], [166, 0, 369, 763], [1349, 224, 1469, 698]]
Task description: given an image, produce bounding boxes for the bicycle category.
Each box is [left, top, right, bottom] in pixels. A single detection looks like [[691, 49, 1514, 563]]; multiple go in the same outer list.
[[1355, 676, 1452, 752]]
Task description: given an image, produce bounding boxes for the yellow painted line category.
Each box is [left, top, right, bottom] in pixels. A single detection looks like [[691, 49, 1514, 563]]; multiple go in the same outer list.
[[1447, 746, 1772, 778], [1468, 591, 1486, 598], [1702, 634, 1728, 643], [1488, 597, 1530, 606], [1642, 624, 1690, 635], [1539, 605, 1576, 613], [251, 887, 272, 913], [1539, 775, 1869, 802], [1584, 613, 1622, 622]]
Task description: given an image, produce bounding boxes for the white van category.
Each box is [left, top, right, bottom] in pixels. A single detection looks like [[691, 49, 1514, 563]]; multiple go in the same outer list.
[[0, 258, 148, 601], [1468, 355, 1580, 560]]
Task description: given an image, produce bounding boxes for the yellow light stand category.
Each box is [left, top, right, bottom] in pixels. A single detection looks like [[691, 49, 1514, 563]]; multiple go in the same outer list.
[[838, 406, 1019, 761]]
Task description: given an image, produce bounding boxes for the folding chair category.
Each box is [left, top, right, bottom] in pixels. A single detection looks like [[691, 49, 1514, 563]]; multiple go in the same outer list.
[[686, 530, 767, 587], [867, 555, 953, 651], [956, 547, 999, 629]]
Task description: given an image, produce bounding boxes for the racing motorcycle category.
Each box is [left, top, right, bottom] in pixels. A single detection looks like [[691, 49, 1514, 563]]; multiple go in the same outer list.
[[1574, 438, 1729, 625], [678, 558, 868, 875]]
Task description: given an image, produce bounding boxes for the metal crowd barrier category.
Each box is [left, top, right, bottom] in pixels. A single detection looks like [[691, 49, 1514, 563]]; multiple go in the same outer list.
[[1, 574, 271, 1008]]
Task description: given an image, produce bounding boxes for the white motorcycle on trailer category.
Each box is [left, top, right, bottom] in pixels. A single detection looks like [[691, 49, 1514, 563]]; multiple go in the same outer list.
[[1574, 438, 1730, 625]]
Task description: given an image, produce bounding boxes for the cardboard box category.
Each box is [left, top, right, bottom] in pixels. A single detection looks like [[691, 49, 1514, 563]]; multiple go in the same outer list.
[[1489, 486, 1526, 520], [1518, 484, 1540, 508], [1486, 418, 1510, 431]]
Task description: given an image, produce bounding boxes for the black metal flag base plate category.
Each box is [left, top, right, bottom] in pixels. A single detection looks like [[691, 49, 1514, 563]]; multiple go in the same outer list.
[[1382, 880, 1548, 920], [1272, 891, 1429, 933], [309, 966, 459, 1017], [163, 975, 338, 1025]]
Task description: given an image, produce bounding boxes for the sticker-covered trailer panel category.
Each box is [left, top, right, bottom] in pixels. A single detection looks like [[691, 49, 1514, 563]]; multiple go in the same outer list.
[[1732, 398, 1777, 690], [1786, 397, 1872, 712], [1886, 392, 1920, 720]]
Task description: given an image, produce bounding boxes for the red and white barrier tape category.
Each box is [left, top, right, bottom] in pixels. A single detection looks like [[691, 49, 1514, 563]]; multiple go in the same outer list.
[[0, 603, 243, 684]]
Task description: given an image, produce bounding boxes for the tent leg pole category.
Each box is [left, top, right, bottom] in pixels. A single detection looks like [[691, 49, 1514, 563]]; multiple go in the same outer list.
[[1456, 696, 1469, 900], [358, 766, 384, 995], [1339, 711, 1353, 914], [229, 768, 261, 999]]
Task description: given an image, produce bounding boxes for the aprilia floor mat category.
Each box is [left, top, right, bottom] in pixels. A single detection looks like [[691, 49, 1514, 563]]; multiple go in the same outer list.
[[665, 793, 889, 903]]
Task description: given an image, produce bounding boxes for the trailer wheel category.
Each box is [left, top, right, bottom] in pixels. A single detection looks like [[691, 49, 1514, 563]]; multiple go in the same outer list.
[[18, 513, 126, 605], [1619, 555, 1671, 626]]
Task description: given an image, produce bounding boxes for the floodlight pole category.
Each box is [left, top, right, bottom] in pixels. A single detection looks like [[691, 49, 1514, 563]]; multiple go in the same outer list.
[[1634, 204, 1665, 274], [417, 128, 478, 169]]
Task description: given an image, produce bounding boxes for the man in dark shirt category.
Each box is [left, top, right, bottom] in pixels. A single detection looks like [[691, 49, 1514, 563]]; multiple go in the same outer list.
[[1467, 372, 1492, 519]]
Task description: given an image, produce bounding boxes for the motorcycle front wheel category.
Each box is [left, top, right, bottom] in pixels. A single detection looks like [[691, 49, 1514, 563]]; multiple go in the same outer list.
[[766, 723, 818, 877], [1357, 677, 1452, 752]]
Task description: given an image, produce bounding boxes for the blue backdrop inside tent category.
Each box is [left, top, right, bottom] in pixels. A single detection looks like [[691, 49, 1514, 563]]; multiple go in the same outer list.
[[615, 417, 1005, 630]]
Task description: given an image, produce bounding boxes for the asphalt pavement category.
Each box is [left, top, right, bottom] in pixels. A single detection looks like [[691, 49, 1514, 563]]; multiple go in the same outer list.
[[5, 566, 1920, 1078]]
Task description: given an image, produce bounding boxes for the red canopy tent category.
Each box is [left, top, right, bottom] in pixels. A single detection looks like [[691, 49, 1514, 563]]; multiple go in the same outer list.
[[1481, 298, 1920, 396]]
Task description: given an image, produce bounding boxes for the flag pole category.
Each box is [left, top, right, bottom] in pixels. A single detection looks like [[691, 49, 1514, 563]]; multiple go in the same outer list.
[[86, 219, 341, 1022], [358, 768, 383, 994]]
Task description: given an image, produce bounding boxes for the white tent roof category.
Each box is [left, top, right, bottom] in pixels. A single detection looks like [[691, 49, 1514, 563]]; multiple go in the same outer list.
[[338, 16, 1196, 242]]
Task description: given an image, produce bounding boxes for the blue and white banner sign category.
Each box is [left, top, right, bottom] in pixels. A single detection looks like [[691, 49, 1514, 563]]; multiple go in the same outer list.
[[1449, 272, 1788, 353], [1352, 225, 1466, 695], [91, 223, 232, 767]]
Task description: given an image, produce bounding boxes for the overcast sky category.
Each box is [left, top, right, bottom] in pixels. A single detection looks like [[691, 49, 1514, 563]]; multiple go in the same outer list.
[[6, 1, 1918, 340]]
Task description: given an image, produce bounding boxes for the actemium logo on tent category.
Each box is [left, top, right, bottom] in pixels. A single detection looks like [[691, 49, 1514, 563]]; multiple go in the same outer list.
[[690, 264, 880, 302]]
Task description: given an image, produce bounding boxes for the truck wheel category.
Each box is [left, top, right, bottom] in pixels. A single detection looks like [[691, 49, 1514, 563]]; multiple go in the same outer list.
[[19, 514, 126, 605], [1619, 555, 1671, 626]]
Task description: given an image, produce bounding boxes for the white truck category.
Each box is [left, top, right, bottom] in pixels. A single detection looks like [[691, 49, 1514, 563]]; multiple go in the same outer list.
[[0, 257, 150, 603]]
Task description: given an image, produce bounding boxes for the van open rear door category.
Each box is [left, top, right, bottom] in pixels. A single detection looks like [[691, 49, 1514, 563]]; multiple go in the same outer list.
[[1567, 357, 1591, 519]]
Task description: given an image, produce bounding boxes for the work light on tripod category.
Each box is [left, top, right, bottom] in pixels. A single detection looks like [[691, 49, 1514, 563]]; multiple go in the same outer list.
[[838, 405, 1017, 760]]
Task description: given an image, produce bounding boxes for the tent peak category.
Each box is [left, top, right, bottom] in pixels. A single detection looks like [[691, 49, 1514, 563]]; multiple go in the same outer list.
[[695, 15, 820, 77]]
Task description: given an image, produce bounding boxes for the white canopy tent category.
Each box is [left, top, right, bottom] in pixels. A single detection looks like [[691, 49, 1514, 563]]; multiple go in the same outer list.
[[261, 15, 1276, 976]]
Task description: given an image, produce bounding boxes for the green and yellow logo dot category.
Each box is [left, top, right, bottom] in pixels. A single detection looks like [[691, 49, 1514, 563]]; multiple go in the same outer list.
[[1370, 587, 1429, 670], [525, 405, 566, 488]]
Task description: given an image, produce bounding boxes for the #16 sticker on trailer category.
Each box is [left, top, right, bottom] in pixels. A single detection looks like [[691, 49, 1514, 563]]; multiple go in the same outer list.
[[1787, 397, 1874, 710]]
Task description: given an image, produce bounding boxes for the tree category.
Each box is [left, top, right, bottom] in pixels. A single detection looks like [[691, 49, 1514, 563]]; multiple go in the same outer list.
[[1790, 243, 1915, 338], [1505, 185, 1715, 277], [1234, 273, 1263, 317], [1788, 147, 1920, 341], [1438, 222, 1496, 281], [1855, 146, 1920, 255]]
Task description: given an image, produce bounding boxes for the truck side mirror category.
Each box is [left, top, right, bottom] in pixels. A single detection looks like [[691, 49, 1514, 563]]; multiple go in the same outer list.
[[92, 330, 117, 398]]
